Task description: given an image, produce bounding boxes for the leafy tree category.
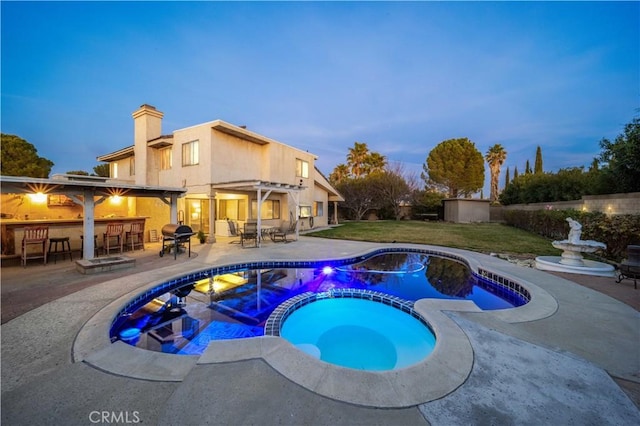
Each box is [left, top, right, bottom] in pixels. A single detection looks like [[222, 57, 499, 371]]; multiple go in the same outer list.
[[499, 117, 640, 204], [66, 170, 89, 175], [411, 189, 445, 215], [1, 134, 54, 178], [369, 164, 411, 220], [421, 137, 484, 198], [597, 117, 640, 193], [534, 146, 543, 174], [500, 167, 593, 205], [485, 144, 507, 203], [93, 164, 110, 177], [335, 177, 381, 220]]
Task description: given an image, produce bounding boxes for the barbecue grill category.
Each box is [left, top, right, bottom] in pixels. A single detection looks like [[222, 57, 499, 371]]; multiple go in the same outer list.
[[160, 224, 195, 259]]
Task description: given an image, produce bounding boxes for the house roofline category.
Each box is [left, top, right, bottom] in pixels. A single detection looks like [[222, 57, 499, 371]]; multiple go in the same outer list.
[[96, 146, 134, 162]]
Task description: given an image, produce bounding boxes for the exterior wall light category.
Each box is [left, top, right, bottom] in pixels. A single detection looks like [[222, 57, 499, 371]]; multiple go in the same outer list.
[[28, 192, 47, 203]]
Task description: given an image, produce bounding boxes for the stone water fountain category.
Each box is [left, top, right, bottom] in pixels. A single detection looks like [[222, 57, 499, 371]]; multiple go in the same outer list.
[[535, 217, 615, 277]]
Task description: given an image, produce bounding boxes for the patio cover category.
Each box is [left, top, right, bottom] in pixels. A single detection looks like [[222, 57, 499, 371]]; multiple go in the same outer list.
[[211, 180, 305, 246], [0, 174, 187, 259]]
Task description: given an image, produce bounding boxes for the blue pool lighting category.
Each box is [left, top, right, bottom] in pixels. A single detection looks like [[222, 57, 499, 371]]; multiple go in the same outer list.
[[110, 248, 531, 356], [280, 296, 436, 371], [322, 266, 334, 275]]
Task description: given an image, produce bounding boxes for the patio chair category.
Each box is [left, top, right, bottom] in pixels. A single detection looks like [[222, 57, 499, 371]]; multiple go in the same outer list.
[[240, 221, 258, 248], [103, 222, 124, 255], [616, 245, 640, 289], [271, 220, 298, 243], [21, 226, 49, 267], [125, 221, 145, 251], [227, 219, 241, 244]]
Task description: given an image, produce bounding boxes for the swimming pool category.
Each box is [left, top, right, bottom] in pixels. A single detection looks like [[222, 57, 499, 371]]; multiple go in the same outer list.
[[110, 248, 530, 356]]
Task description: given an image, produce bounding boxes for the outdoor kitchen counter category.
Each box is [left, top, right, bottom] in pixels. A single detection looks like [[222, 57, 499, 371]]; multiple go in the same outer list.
[[0, 217, 148, 256]]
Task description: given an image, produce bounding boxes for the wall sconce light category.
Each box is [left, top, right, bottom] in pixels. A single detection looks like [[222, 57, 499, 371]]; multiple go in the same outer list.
[[110, 195, 122, 204], [28, 192, 47, 203]]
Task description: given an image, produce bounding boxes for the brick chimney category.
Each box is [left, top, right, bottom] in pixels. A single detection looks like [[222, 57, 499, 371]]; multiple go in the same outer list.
[[132, 104, 163, 186]]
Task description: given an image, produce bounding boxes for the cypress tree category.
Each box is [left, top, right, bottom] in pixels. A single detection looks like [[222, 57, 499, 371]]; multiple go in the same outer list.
[[534, 146, 543, 174], [514, 166, 519, 180], [525, 159, 532, 174], [504, 167, 510, 187]]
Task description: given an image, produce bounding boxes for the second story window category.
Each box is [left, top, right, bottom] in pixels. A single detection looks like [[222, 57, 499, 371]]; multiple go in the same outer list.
[[111, 163, 118, 179], [160, 147, 172, 170], [182, 140, 199, 166], [129, 157, 135, 176], [296, 158, 309, 178]]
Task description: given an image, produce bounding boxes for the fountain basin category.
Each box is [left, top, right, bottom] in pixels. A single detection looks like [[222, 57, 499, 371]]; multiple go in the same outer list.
[[535, 238, 614, 277], [535, 256, 615, 277]]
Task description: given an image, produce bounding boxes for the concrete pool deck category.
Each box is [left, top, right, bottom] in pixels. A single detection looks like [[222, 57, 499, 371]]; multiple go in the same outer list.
[[1, 236, 639, 425]]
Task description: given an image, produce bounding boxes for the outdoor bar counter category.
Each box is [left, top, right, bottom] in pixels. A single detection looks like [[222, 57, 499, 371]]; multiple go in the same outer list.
[[0, 217, 147, 256]]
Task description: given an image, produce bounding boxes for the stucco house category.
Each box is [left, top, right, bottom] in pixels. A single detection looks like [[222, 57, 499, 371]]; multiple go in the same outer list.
[[97, 104, 343, 241]]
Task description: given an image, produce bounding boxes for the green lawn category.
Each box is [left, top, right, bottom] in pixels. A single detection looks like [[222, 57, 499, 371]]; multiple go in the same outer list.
[[308, 221, 561, 257]]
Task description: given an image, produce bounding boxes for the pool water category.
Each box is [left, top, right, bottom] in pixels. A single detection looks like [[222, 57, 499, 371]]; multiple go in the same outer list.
[[280, 298, 436, 370], [112, 251, 529, 355]]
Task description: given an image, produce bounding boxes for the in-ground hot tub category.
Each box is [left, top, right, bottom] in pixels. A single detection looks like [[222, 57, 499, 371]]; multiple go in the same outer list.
[[278, 292, 437, 371]]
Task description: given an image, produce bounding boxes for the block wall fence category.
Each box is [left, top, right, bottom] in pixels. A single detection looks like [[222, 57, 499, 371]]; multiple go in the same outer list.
[[490, 192, 640, 222]]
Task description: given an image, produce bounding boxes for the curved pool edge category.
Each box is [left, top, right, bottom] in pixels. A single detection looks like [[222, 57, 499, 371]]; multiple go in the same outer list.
[[72, 244, 559, 395], [198, 299, 479, 408]]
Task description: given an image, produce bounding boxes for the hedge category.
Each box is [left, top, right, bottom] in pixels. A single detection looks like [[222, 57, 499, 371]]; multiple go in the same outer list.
[[503, 209, 640, 262]]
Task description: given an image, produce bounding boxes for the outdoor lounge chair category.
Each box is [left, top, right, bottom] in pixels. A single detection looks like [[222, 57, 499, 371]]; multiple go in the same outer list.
[[271, 220, 298, 243], [240, 221, 258, 248]]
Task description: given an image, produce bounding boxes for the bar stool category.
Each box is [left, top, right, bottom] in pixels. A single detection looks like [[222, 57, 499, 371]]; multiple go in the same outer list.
[[48, 237, 73, 264], [21, 226, 49, 267], [125, 221, 145, 251], [81, 235, 99, 258], [103, 223, 124, 255]]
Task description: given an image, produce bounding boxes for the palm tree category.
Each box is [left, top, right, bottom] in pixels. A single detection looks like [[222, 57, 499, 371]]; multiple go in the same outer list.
[[347, 142, 370, 177], [485, 144, 507, 203], [329, 163, 351, 184], [366, 152, 387, 175]]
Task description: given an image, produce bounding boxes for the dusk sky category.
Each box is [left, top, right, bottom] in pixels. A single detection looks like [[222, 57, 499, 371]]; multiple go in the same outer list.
[[2, 1, 638, 195]]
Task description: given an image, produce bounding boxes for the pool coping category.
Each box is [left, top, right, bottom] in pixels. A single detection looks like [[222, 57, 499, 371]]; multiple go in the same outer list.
[[72, 245, 558, 407]]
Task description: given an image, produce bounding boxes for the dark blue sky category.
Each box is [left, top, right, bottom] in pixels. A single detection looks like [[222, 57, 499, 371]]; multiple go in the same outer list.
[[2, 1, 638, 194]]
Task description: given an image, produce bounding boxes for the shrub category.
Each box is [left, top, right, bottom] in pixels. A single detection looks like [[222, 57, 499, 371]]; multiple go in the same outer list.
[[503, 209, 640, 261]]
